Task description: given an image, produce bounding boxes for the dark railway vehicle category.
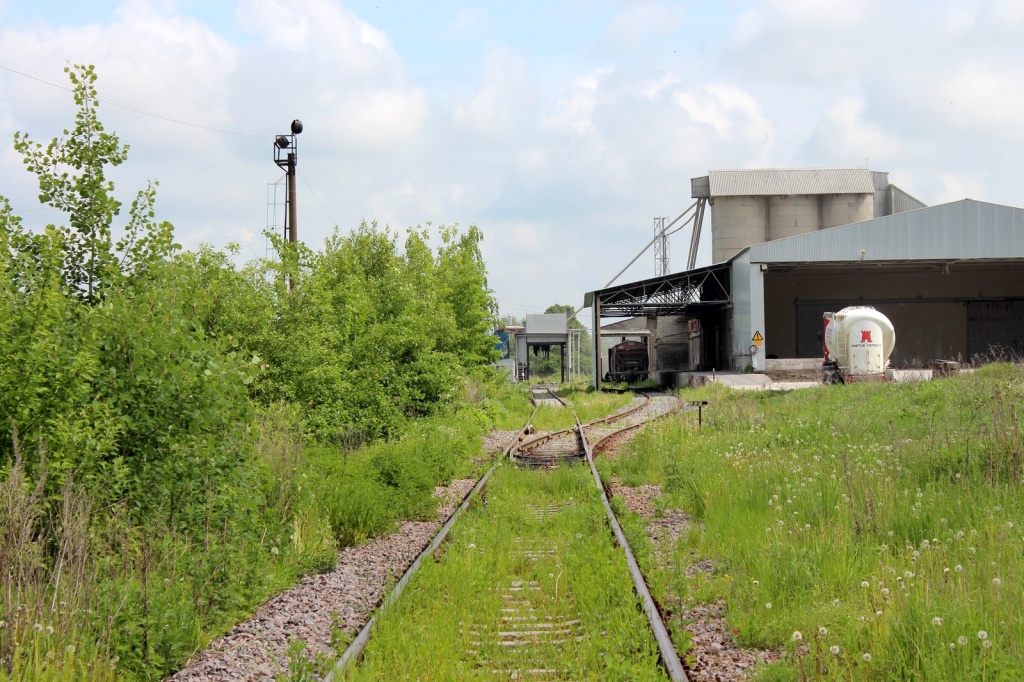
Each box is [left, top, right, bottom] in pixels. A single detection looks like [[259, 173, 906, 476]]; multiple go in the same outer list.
[[604, 340, 649, 382]]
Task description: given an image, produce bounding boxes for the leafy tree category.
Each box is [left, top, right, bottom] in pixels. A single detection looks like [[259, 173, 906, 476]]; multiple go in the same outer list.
[[1, 65, 257, 518], [13, 65, 173, 302]]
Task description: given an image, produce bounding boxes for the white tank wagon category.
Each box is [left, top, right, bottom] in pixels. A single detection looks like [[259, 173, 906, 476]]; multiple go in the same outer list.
[[822, 306, 895, 384]]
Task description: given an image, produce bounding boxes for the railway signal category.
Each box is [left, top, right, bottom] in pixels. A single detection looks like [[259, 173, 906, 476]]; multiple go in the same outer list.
[[273, 119, 303, 289]]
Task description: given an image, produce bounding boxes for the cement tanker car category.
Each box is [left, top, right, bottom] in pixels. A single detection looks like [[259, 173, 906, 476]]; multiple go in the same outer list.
[[822, 306, 895, 384]]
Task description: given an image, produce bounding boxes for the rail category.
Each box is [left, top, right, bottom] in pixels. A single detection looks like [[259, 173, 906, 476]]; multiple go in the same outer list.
[[324, 409, 538, 681], [330, 392, 690, 681], [578, 408, 689, 682]]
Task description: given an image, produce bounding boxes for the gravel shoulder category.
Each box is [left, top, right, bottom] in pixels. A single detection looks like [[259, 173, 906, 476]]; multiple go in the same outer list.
[[168, 432, 515, 682], [610, 478, 781, 681]]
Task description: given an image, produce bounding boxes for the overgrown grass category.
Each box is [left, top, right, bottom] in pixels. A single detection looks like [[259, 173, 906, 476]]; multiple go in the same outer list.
[[348, 464, 668, 680], [530, 388, 635, 432], [0, 377, 528, 681], [601, 364, 1024, 680]]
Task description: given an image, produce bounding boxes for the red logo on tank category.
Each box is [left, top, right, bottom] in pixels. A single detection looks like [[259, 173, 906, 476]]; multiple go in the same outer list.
[[860, 330, 873, 343]]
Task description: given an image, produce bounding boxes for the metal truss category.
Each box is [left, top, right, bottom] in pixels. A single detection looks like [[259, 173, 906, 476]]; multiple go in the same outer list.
[[593, 263, 731, 317]]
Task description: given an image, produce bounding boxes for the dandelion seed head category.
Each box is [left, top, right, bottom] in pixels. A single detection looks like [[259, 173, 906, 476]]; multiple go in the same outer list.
[[765, 603, 772, 610], [958, 636, 968, 646], [33, 624, 42, 633], [955, 564, 963, 572], [978, 631, 988, 640], [863, 653, 872, 662], [993, 577, 1002, 586], [932, 617, 943, 626], [792, 631, 803, 641], [983, 640, 993, 649], [861, 581, 870, 588]]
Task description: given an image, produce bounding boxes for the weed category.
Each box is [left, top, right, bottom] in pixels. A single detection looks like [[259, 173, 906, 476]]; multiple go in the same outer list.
[[601, 363, 1024, 680]]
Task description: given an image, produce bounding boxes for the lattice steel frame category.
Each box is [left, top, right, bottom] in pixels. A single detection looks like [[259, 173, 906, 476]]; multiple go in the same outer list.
[[591, 262, 731, 318]]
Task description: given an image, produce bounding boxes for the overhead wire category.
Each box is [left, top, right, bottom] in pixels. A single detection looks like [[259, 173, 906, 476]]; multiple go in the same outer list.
[[0, 58, 270, 140], [8, 137, 266, 214], [299, 172, 338, 228], [0, 57, 275, 214]]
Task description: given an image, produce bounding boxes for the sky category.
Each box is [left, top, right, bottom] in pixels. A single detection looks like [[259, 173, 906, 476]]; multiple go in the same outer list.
[[2, 0, 1023, 325]]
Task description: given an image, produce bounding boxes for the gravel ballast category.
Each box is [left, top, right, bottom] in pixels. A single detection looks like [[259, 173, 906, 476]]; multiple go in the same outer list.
[[168, 476, 482, 681]]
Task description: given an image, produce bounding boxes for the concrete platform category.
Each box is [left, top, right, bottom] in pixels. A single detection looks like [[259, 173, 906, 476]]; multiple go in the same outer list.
[[685, 371, 819, 391]]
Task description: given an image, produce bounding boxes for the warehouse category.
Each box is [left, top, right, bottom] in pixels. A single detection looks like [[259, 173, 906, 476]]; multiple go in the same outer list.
[[586, 168, 1024, 388]]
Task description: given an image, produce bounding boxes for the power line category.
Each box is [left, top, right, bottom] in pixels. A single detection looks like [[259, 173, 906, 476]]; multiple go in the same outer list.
[[299, 172, 338, 228], [9, 138, 265, 214], [0, 58, 270, 140]]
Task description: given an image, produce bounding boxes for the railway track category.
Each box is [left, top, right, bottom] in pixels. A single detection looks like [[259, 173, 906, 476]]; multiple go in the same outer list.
[[529, 383, 568, 407], [328, 392, 688, 681]]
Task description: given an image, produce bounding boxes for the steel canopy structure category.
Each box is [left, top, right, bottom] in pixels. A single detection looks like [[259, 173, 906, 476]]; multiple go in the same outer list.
[[584, 263, 732, 388], [583, 262, 730, 317]]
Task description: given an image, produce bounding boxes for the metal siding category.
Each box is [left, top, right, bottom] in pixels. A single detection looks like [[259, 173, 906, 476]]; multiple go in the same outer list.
[[707, 168, 875, 197], [750, 265, 766, 371], [748, 200, 1024, 263], [890, 185, 927, 214], [526, 313, 567, 334], [731, 252, 752, 370], [691, 175, 710, 198]]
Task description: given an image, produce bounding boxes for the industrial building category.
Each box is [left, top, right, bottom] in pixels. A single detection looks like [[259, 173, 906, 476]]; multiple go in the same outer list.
[[585, 168, 1024, 388]]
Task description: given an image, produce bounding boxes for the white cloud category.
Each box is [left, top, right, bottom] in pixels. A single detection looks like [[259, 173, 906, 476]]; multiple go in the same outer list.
[[0, 1, 238, 151], [452, 48, 536, 138], [673, 83, 774, 147], [938, 62, 1024, 135], [511, 223, 541, 251], [322, 87, 429, 151], [934, 173, 987, 204], [817, 95, 904, 161], [642, 71, 682, 100], [235, 0, 394, 70], [605, 2, 681, 48], [990, 0, 1024, 25], [546, 67, 613, 135], [452, 7, 486, 33]]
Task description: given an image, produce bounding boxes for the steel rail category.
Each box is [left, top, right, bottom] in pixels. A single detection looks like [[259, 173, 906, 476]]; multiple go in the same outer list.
[[584, 391, 651, 428], [324, 410, 538, 681], [513, 392, 651, 465], [578, 413, 690, 682], [529, 383, 568, 407]]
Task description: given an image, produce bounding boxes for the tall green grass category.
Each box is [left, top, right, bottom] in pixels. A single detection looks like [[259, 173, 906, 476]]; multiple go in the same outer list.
[[601, 364, 1024, 680], [348, 465, 668, 680], [0, 378, 525, 680], [530, 388, 634, 432]]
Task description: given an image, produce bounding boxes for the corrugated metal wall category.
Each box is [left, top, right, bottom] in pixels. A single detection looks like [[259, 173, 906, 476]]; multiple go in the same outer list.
[[749, 200, 1024, 263]]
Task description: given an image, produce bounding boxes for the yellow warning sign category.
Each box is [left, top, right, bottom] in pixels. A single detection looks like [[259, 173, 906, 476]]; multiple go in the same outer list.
[[752, 331, 764, 346]]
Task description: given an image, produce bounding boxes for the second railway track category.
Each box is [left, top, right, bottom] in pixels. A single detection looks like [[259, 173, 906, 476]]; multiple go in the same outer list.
[[329, 391, 689, 681]]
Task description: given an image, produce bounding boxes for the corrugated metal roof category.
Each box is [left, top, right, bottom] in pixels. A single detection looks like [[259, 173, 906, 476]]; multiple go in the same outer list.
[[747, 199, 1024, 263], [707, 168, 876, 197]]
